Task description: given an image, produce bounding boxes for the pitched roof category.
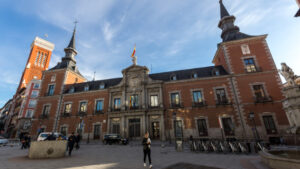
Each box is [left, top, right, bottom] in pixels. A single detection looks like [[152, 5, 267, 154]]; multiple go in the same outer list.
[[149, 65, 228, 81], [67, 28, 76, 50]]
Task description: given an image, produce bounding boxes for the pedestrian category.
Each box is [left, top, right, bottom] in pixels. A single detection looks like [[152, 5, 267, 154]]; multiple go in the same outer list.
[[46, 132, 56, 141], [142, 132, 152, 168], [75, 133, 81, 150], [67, 132, 76, 156]]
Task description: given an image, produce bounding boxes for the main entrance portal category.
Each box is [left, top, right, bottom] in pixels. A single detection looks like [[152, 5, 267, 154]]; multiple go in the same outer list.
[[129, 118, 141, 138], [151, 122, 160, 139]]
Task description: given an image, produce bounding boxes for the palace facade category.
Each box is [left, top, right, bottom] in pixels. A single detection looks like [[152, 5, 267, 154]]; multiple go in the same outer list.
[[30, 1, 289, 143]]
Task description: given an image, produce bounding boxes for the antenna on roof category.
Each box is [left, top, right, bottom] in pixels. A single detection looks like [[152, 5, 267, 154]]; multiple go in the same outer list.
[[93, 71, 96, 81]]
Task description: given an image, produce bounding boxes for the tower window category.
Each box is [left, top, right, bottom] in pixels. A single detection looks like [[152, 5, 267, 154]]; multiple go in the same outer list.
[[35, 52, 40, 65], [38, 52, 43, 66], [42, 53, 47, 67], [244, 58, 257, 72]]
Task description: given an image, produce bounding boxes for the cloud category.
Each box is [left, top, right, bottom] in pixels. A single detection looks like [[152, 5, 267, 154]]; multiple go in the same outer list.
[[102, 21, 116, 43]]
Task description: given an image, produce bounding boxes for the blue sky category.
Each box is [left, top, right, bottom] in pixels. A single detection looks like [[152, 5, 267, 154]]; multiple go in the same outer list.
[[0, 0, 299, 107]]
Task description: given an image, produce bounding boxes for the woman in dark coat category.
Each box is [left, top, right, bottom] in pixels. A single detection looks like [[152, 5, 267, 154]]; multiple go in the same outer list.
[[67, 132, 76, 156], [142, 132, 152, 168]]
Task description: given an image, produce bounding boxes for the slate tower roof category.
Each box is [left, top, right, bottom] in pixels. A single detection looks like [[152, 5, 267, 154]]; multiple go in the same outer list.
[[218, 0, 255, 42]]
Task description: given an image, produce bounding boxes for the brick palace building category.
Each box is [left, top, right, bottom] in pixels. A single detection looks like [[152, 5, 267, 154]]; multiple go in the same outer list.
[[30, 1, 289, 143]]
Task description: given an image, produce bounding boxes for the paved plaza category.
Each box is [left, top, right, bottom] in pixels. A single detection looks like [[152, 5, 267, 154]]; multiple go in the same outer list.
[[0, 142, 270, 169]]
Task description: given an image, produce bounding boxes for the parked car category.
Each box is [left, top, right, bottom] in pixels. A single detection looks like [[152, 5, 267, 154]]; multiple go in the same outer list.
[[0, 136, 9, 145], [37, 132, 66, 141], [103, 134, 128, 145]]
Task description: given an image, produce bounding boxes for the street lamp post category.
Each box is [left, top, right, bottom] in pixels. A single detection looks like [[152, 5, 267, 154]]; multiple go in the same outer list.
[[249, 112, 260, 142]]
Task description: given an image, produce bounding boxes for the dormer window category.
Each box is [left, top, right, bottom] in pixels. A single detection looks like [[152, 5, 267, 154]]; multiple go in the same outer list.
[[192, 73, 198, 78], [212, 69, 220, 76], [69, 87, 75, 93], [84, 85, 89, 91], [99, 83, 105, 89], [171, 75, 177, 81]]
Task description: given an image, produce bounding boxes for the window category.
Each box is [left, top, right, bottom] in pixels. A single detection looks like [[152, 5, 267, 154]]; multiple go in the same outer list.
[[171, 75, 177, 81], [99, 83, 105, 89], [174, 120, 183, 138], [192, 73, 198, 78], [64, 103, 72, 114], [79, 101, 87, 112], [33, 83, 40, 89], [42, 105, 50, 115], [241, 44, 251, 55], [31, 91, 39, 98], [35, 52, 40, 65], [38, 52, 43, 66], [263, 115, 277, 134], [171, 93, 180, 107], [193, 91, 204, 105], [51, 75, 56, 82], [114, 98, 121, 110], [150, 95, 158, 107], [244, 58, 257, 72], [129, 95, 139, 108], [26, 110, 34, 118], [47, 84, 55, 96], [60, 126, 67, 136], [112, 123, 120, 134], [28, 100, 37, 108], [42, 53, 47, 67], [95, 100, 103, 112], [212, 69, 220, 76], [197, 119, 208, 136], [222, 117, 234, 136], [84, 85, 89, 91], [253, 84, 266, 102], [215, 88, 228, 104], [69, 87, 75, 93]]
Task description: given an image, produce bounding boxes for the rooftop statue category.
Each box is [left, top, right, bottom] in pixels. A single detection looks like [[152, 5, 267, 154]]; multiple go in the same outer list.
[[279, 63, 297, 86]]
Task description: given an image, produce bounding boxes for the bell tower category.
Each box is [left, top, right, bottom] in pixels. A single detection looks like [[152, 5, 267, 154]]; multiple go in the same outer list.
[[16, 37, 55, 92]]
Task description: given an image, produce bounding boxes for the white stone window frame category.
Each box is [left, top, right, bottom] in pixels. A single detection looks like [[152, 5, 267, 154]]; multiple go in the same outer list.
[[63, 101, 73, 114], [194, 116, 209, 137], [213, 86, 230, 103], [218, 114, 236, 135], [42, 104, 51, 115], [169, 90, 182, 107], [112, 96, 122, 109], [25, 109, 34, 118], [190, 88, 205, 104], [241, 55, 260, 72], [171, 117, 185, 138], [60, 124, 69, 136], [249, 82, 270, 99], [47, 83, 56, 96], [33, 83, 40, 89], [149, 94, 159, 108], [259, 112, 279, 136], [50, 74, 56, 82], [31, 90, 39, 98], [94, 98, 105, 112], [241, 44, 251, 55], [78, 100, 88, 113]]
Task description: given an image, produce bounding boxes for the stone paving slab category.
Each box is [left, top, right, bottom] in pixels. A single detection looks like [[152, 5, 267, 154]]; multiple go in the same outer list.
[[0, 144, 270, 169]]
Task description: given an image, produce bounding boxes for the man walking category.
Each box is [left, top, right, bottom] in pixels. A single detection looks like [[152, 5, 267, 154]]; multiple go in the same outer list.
[[67, 132, 76, 156], [142, 132, 152, 168]]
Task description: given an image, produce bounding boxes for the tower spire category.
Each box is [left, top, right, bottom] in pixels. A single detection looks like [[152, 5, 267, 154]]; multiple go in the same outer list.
[[217, 0, 253, 42], [67, 21, 77, 49], [219, 0, 230, 19]]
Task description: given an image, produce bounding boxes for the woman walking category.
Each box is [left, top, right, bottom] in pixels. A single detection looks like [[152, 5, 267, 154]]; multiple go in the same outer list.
[[142, 132, 152, 168]]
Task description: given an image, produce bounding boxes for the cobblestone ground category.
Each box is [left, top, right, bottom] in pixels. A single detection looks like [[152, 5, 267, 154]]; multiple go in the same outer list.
[[0, 142, 270, 169]]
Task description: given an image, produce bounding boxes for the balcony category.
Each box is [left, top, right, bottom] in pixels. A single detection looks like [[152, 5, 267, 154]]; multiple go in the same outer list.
[[254, 96, 273, 104], [148, 105, 159, 109], [216, 99, 231, 106], [192, 101, 206, 108], [244, 66, 262, 73], [39, 114, 49, 119], [112, 108, 121, 112], [94, 110, 104, 115], [170, 103, 183, 108], [77, 111, 87, 117], [126, 105, 141, 110], [61, 113, 71, 117]]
